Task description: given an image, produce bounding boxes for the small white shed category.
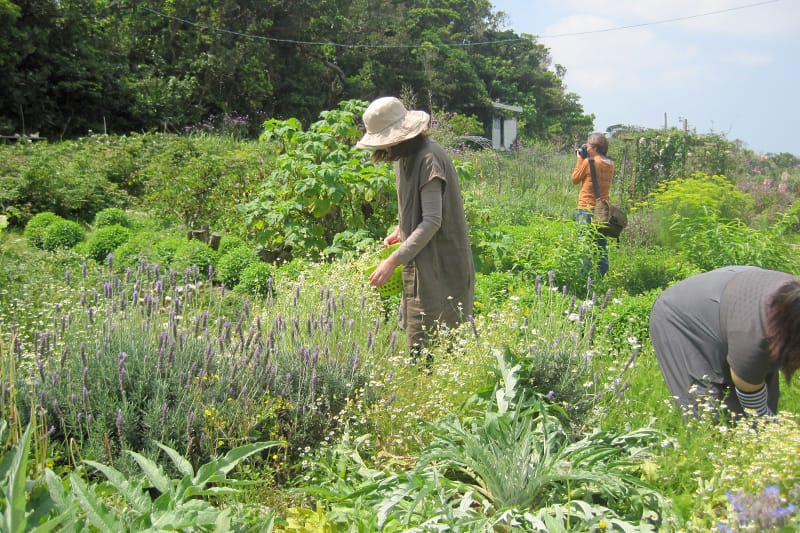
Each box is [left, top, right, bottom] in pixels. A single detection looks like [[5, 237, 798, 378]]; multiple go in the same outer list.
[[491, 101, 523, 150]]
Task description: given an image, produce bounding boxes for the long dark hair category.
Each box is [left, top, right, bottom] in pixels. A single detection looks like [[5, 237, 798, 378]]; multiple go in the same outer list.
[[767, 279, 800, 382], [370, 132, 428, 163]]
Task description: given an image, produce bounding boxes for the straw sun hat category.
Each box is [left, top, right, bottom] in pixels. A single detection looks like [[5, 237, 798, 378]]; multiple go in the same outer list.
[[356, 97, 430, 150]]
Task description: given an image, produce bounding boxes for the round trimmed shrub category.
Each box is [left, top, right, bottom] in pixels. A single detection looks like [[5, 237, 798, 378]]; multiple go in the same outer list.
[[217, 246, 259, 287], [113, 232, 157, 271], [85, 224, 131, 262], [236, 261, 274, 296], [93, 207, 131, 229], [153, 237, 186, 268], [175, 240, 218, 278], [217, 235, 247, 256], [41, 219, 86, 251], [23, 212, 63, 249]]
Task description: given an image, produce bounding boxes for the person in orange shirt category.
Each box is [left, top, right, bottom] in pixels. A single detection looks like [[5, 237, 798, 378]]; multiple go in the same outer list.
[[571, 132, 614, 277]]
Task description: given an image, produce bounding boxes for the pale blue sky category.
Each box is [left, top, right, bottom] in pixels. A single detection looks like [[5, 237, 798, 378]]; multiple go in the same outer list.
[[491, 0, 799, 155]]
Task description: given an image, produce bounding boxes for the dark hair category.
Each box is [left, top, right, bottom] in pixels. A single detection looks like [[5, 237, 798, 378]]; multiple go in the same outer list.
[[766, 279, 800, 382], [370, 132, 428, 163]]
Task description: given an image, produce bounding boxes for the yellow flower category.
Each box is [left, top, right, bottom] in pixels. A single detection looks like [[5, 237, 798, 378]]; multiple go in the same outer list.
[[599, 521, 607, 530]]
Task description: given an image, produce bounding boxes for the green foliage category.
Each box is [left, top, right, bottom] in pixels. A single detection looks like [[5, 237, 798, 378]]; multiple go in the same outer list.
[[610, 129, 750, 201], [13, 261, 380, 476], [471, 218, 598, 294], [298, 355, 672, 531], [236, 262, 274, 296], [41, 219, 85, 251], [217, 235, 248, 257], [92, 207, 131, 229], [174, 239, 218, 277], [673, 217, 796, 273], [84, 224, 131, 262], [152, 237, 187, 268], [642, 172, 753, 246], [22, 211, 62, 249], [605, 245, 701, 296], [112, 231, 159, 271], [0, 418, 76, 531], [140, 135, 265, 230], [68, 441, 279, 531], [772, 198, 800, 236], [241, 100, 398, 260], [0, 142, 127, 224], [217, 246, 259, 288]]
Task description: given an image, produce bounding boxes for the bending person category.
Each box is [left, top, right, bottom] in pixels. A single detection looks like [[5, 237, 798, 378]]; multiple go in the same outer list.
[[649, 265, 800, 419]]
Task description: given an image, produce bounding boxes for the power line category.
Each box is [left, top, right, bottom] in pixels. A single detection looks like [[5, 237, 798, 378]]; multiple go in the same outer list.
[[140, 1, 779, 49], [536, 0, 779, 39]]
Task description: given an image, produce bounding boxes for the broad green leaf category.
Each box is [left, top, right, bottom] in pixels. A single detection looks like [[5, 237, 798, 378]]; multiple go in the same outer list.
[[43, 469, 72, 513], [84, 460, 152, 513], [154, 441, 194, 478], [127, 450, 173, 496], [28, 511, 76, 533], [193, 442, 276, 487], [4, 422, 32, 533], [68, 473, 123, 532]]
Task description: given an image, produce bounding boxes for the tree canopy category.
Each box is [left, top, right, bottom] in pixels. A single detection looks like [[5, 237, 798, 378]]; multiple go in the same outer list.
[[0, 0, 593, 143]]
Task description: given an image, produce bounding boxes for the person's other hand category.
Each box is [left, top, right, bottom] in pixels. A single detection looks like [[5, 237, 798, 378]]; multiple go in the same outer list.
[[383, 230, 400, 247]]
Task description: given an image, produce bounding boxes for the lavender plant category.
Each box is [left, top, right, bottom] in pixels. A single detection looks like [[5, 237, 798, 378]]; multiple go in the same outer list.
[[10, 257, 387, 476], [718, 485, 799, 532]]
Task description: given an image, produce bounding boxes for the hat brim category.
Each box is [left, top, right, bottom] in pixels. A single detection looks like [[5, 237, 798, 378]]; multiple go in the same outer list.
[[356, 110, 430, 150]]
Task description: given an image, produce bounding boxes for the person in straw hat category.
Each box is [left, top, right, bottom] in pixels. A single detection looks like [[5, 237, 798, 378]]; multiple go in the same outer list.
[[357, 96, 474, 358]]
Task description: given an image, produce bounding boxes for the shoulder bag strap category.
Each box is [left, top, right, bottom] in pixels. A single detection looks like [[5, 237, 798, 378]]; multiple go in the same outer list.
[[587, 158, 601, 201]]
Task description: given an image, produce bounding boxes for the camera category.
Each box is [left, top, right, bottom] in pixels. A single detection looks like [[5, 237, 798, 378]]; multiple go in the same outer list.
[[577, 144, 589, 159]]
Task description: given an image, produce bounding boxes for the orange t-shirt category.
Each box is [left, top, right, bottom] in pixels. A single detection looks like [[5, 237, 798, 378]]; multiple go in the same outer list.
[[571, 156, 614, 209]]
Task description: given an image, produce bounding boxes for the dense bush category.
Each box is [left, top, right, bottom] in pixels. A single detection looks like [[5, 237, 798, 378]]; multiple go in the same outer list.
[[0, 142, 127, 225], [84, 224, 131, 262], [41, 219, 86, 250], [93, 207, 132, 228], [217, 246, 259, 288], [111, 231, 160, 271], [606, 245, 701, 295], [642, 172, 753, 248], [140, 136, 265, 231], [217, 235, 248, 257], [236, 261, 274, 296], [152, 237, 186, 268], [173, 239, 218, 277], [477, 218, 598, 293], [22, 211, 62, 249], [241, 101, 398, 260]]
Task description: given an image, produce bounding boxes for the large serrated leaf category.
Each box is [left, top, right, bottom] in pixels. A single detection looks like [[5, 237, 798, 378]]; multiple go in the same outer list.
[[84, 459, 152, 513], [154, 441, 194, 478], [193, 441, 276, 487], [127, 450, 173, 496], [4, 422, 32, 533], [68, 473, 123, 532]]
